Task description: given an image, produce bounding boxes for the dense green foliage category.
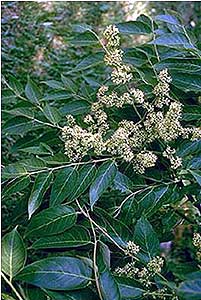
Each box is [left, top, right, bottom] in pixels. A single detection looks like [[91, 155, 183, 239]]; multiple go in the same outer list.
[[2, 2, 201, 300]]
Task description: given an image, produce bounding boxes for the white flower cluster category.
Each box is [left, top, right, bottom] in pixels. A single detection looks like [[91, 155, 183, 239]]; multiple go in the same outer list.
[[124, 241, 140, 256], [97, 86, 132, 108], [115, 261, 139, 278], [103, 24, 120, 50], [115, 255, 164, 288], [61, 25, 200, 174], [138, 256, 164, 287], [62, 115, 105, 161], [150, 288, 179, 300], [130, 88, 145, 104], [163, 146, 182, 170], [144, 101, 183, 143], [147, 256, 164, 274], [103, 25, 133, 85], [154, 68, 172, 108], [134, 151, 158, 174], [193, 233, 201, 261], [107, 121, 147, 163], [192, 127, 201, 140]]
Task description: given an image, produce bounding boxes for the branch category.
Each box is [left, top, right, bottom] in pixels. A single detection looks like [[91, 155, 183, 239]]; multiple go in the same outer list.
[[1, 272, 24, 300], [86, 210, 103, 300]]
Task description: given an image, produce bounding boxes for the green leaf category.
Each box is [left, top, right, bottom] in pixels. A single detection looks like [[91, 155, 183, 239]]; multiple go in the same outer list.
[[137, 186, 169, 217], [187, 157, 201, 170], [97, 242, 111, 273], [3, 116, 36, 135], [19, 143, 53, 155], [42, 91, 71, 101], [26, 205, 77, 238], [95, 208, 131, 247], [50, 168, 78, 206], [25, 287, 47, 300], [31, 225, 90, 249], [60, 101, 90, 116], [155, 14, 181, 25], [150, 33, 195, 49], [177, 140, 201, 157], [155, 58, 201, 74], [8, 75, 23, 95], [71, 24, 92, 33], [25, 78, 41, 105], [43, 104, 62, 124], [28, 172, 53, 219], [117, 21, 151, 34], [2, 163, 27, 180], [7, 107, 34, 118], [2, 158, 46, 180], [183, 106, 201, 121], [134, 216, 160, 263], [2, 227, 27, 280], [119, 284, 145, 299], [171, 72, 201, 92], [2, 89, 17, 103], [43, 80, 64, 89], [17, 257, 92, 290], [89, 161, 117, 209], [61, 75, 78, 92], [73, 53, 104, 72], [3, 176, 30, 197], [189, 170, 201, 186], [112, 171, 133, 193], [168, 262, 199, 281], [2, 294, 17, 300], [45, 288, 98, 300], [177, 278, 201, 300], [45, 153, 69, 165], [70, 31, 98, 47], [70, 164, 97, 201], [99, 270, 121, 300]]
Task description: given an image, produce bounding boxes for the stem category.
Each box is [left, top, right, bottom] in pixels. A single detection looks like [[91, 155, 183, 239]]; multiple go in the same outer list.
[[151, 18, 160, 62], [182, 25, 201, 58], [113, 185, 154, 218], [1, 272, 24, 300], [76, 200, 126, 253], [88, 29, 110, 55], [7, 157, 111, 179], [3, 109, 62, 130], [156, 272, 169, 284], [86, 210, 103, 300]]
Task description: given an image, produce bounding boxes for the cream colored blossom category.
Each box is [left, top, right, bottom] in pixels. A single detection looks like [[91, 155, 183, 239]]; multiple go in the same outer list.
[[104, 49, 123, 66], [147, 256, 164, 274], [115, 262, 139, 278], [163, 146, 182, 169], [191, 127, 201, 140], [158, 68, 172, 83], [193, 233, 201, 249], [130, 88, 145, 104], [134, 151, 157, 173], [193, 233, 201, 261], [103, 24, 120, 49], [124, 241, 140, 256], [154, 69, 172, 108], [111, 65, 133, 85]]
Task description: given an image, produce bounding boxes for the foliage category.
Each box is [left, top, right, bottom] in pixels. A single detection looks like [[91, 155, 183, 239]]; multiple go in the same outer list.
[[2, 6, 201, 300]]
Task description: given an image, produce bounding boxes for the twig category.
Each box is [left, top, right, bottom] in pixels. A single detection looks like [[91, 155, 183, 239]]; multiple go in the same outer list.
[[5, 157, 111, 179], [1, 272, 24, 300], [151, 18, 160, 62], [76, 200, 126, 253], [86, 210, 103, 300], [113, 185, 154, 218]]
